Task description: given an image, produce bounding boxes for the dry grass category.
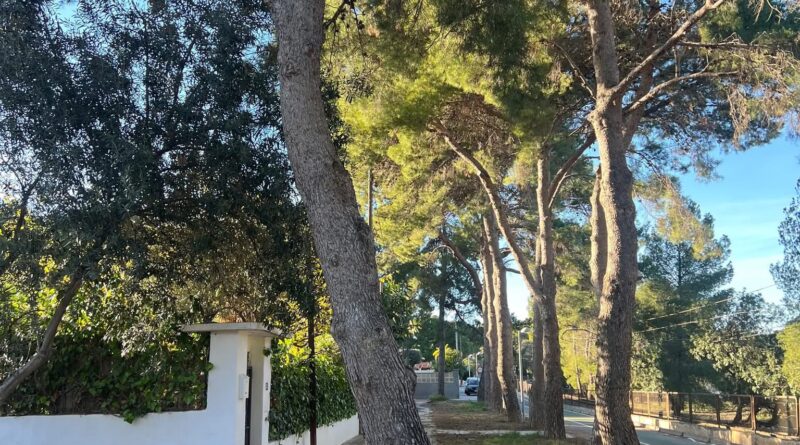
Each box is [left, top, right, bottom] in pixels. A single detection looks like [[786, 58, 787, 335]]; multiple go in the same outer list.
[[433, 432, 585, 445], [429, 401, 532, 431]]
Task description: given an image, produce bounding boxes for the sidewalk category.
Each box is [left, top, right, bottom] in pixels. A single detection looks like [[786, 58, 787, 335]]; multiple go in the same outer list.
[[341, 400, 437, 445]]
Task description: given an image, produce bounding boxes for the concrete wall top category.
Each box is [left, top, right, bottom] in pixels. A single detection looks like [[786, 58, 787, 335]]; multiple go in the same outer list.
[[182, 322, 282, 338]]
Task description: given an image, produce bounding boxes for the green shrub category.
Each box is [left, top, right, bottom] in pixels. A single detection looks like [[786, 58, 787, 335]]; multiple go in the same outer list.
[[268, 341, 357, 441], [0, 330, 210, 422]]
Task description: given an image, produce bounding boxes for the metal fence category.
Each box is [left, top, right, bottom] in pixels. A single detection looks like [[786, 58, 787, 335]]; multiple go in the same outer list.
[[564, 390, 800, 437]]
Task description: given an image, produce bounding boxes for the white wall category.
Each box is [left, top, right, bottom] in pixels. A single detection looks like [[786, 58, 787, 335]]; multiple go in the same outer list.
[[0, 324, 279, 445], [268, 415, 359, 445], [0, 410, 225, 445]]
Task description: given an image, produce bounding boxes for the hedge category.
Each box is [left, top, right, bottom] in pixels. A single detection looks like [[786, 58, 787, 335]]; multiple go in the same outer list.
[[0, 330, 210, 422], [268, 345, 357, 441]]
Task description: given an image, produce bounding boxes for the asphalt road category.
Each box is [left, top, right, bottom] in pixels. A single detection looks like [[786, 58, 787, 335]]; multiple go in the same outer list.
[[457, 386, 700, 445], [561, 406, 702, 445]]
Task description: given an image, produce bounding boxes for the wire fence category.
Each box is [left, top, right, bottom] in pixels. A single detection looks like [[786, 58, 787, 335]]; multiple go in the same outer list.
[[564, 390, 800, 437]]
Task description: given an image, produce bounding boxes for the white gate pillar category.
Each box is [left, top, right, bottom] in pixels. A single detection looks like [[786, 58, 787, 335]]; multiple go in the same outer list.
[[183, 323, 281, 445]]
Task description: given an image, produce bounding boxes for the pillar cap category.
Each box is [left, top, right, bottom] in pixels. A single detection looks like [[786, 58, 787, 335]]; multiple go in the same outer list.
[[182, 322, 282, 338]]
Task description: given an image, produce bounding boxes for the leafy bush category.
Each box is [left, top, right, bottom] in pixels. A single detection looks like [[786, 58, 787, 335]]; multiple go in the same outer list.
[[0, 330, 210, 422], [268, 339, 357, 441]]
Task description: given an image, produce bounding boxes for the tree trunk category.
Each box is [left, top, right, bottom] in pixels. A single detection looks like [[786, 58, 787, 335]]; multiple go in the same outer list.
[[0, 267, 85, 405], [586, 1, 640, 442], [442, 134, 556, 429], [536, 153, 567, 438], [437, 292, 446, 397], [272, 2, 429, 443], [590, 167, 606, 301], [485, 214, 521, 422], [529, 303, 545, 429], [479, 228, 502, 410]]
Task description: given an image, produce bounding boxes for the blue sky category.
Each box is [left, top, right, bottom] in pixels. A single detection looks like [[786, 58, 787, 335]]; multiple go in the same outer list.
[[507, 134, 799, 320]]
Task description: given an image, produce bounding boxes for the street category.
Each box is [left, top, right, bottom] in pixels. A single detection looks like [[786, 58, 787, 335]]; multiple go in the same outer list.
[[457, 386, 701, 444]]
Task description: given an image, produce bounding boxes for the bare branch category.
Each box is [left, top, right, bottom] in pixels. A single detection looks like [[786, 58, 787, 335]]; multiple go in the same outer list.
[[551, 40, 595, 99], [611, 0, 728, 98], [624, 70, 739, 116], [547, 134, 595, 210], [438, 229, 482, 299], [323, 0, 353, 29]]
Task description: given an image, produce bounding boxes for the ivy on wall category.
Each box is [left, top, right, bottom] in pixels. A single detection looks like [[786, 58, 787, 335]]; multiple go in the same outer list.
[[268, 338, 357, 441], [0, 331, 210, 422]]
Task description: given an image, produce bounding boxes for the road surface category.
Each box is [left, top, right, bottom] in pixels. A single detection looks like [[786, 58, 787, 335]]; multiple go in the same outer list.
[[457, 386, 700, 445]]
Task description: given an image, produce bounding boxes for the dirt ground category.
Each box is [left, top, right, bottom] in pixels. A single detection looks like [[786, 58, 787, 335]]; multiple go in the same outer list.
[[433, 433, 584, 445], [430, 400, 533, 431]]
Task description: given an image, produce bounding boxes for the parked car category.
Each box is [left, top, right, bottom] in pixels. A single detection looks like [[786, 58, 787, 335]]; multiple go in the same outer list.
[[464, 377, 480, 396]]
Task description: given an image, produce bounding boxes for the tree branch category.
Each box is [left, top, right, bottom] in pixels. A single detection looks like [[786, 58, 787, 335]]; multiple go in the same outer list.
[[551, 40, 595, 98], [547, 134, 595, 210], [0, 266, 86, 405], [434, 125, 542, 303], [438, 229, 482, 299], [624, 70, 739, 116], [611, 0, 728, 98], [323, 0, 353, 29]]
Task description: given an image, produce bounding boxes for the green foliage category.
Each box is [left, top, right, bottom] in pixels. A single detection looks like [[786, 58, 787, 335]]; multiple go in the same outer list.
[[432, 344, 462, 372], [380, 277, 418, 343], [401, 316, 482, 364], [691, 292, 788, 396], [429, 394, 448, 402], [632, 223, 733, 392], [771, 179, 800, 316], [0, 329, 209, 423], [268, 338, 357, 441], [777, 322, 800, 395], [401, 349, 423, 367]]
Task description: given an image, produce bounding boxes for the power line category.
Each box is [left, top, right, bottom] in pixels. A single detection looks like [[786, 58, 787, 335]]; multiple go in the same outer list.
[[640, 283, 777, 323], [642, 295, 736, 322], [635, 309, 768, 334]]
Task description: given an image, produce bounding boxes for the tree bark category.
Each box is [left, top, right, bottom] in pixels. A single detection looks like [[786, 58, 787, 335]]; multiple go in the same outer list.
[[484, 213, 521, 422], [536, 152, 566, 438], [529, 302, 545, 429], [0, 267, 86, 405], [272, 1, 429, 443], [478, 226, 502, 410], [586, 1, 640, 442], [590, 167, 607, 300]]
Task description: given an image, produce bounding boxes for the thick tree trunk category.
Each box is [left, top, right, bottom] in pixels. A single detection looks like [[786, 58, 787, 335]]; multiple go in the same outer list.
[[529, 303, 545, 429], [485, 214, 521, 422], [272, 2, 429, 443], [590, 168, 607, 300], [437, 293, 446, 397], [0, 267, 85, 405], [536, 154, 567, 438], [586, 1, 640, 443], [479, 228, 502, 410]]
